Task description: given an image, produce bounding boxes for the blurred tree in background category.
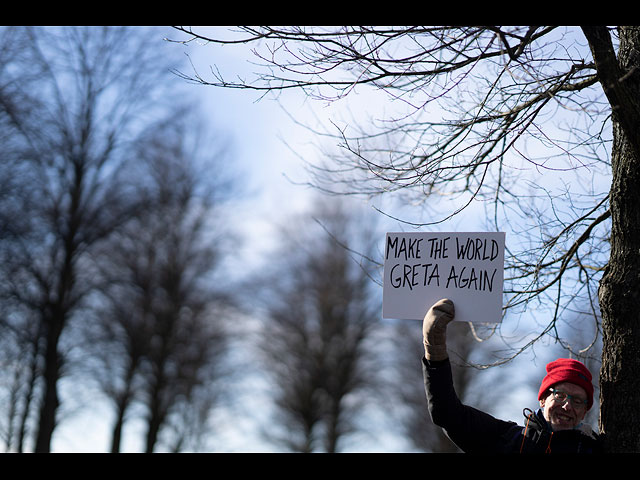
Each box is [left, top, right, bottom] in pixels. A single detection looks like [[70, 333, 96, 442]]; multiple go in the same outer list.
[[0, 26, 238, 452], [82, 111, 237, 453], [253, 199, 382, 452]]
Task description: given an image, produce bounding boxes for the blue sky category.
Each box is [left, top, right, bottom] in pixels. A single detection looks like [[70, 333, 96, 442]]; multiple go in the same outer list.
[[45, 27, 606, 452], [49, 28, 409, 453]]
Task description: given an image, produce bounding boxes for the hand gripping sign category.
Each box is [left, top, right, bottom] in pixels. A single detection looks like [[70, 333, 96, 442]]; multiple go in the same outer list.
[[382, 232, 505, 324]]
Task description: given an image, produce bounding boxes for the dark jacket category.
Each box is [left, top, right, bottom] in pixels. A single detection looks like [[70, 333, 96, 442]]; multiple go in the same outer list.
[[423, 357, 603, 453]]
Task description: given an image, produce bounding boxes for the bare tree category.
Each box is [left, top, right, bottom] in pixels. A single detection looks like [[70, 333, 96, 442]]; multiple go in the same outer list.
[[84, 111, 236, 453], [0, 307, 42, 452], [255, 199, 381, 452], [170, 26, 640, 452], [0, 26, 185, 452]]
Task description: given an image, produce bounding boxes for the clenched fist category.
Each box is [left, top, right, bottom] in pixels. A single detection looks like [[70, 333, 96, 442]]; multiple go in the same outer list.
[[422, 298, 455, 361]]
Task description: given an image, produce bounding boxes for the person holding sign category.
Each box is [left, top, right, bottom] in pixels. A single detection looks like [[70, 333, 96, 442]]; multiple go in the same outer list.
[[422, 299, 604, 453]]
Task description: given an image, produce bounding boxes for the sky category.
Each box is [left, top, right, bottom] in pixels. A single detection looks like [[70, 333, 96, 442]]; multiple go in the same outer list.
[[47, 27, 411, 453], [47, 29, 304, 453], [44, 26, 605, 453]]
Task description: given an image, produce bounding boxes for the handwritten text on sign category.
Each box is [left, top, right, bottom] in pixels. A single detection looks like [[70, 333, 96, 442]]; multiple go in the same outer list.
[[382, 232, 505, 323]]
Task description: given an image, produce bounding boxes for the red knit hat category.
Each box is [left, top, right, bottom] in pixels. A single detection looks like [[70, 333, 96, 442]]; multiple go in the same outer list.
[[538, 358, 594, 410]]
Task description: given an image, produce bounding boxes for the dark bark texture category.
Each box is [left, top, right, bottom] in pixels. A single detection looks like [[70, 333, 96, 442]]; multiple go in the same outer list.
[[584, 26, 640, 453]]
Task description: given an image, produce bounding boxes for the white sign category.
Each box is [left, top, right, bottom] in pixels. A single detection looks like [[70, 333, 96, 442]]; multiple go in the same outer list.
[[382, 232, 505, 323]]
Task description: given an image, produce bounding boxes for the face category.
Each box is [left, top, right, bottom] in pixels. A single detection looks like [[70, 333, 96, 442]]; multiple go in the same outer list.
[[539, 382, 588, 431]]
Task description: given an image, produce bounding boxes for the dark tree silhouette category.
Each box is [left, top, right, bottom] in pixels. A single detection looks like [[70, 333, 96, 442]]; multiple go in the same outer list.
[[256, 199, 381, 452], [0, 26, 185, 452], [85, 112, 236, 452]]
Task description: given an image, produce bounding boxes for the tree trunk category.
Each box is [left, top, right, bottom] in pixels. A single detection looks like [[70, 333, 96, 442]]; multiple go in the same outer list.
[[16, 333, 41, 453], [145, 413, 162, 454], [34, 318, 63, 453], [109, 355, 141, 453], [599, 122, 640, 452], [110, 412, 124, 453], [33, 169, 81, 452], [144, 374, 167, 453], [583, 26, 640, 453]]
